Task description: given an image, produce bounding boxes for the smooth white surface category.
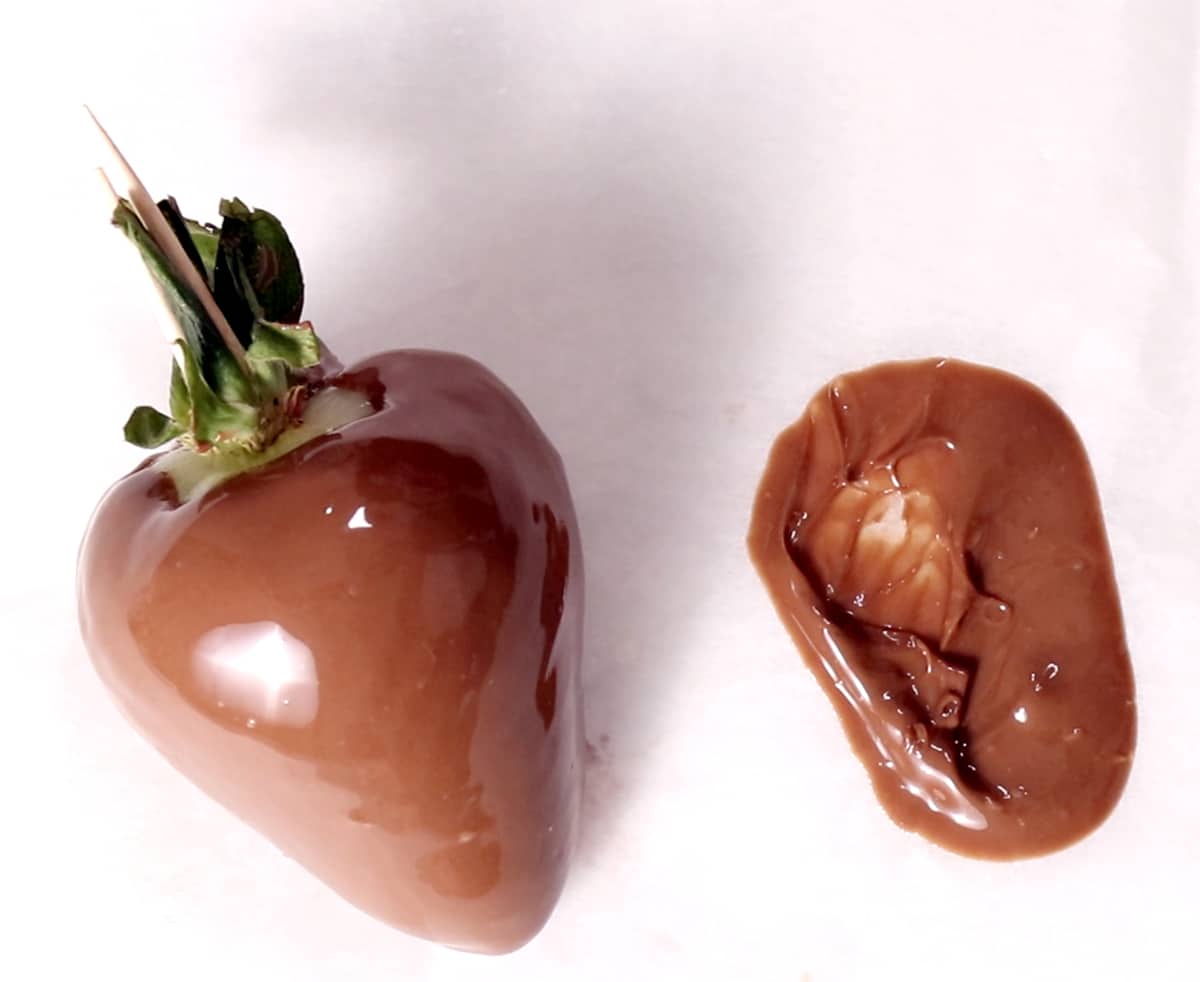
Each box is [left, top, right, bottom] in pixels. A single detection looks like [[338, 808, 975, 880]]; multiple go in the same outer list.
[[3, 2, 1198, 980]]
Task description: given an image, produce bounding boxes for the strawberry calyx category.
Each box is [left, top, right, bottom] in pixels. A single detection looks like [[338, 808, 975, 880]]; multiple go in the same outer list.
[[114, 195, 327, 455]]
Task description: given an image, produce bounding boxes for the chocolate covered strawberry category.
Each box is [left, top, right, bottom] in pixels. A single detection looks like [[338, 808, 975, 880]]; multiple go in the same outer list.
[[78, 119, 583, 953]]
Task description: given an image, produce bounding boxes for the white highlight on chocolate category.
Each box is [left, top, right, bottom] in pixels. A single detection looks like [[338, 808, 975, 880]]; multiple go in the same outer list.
[[193, 622, 320, 729]]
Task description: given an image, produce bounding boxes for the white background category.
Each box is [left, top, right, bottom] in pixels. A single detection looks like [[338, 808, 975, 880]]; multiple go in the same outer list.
[[2, 2, 1198, 980]]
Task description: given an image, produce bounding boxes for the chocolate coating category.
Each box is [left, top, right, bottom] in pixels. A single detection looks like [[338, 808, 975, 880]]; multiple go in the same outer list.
[[79, 350, 583, 952], [749, 358, 1135, 858]]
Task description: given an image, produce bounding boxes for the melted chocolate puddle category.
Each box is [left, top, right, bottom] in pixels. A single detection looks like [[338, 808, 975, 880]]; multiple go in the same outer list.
[[749, 358, 1136, 858]]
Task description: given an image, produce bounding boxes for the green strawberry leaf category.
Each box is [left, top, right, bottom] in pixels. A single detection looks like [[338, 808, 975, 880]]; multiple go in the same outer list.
[[168, 360, 189, 423], [184, 218, 221, 286], [176, 341, 258, 446], [111, 200, 223, 384], [214, 198, 305, 347], [210, 345, 257, 408], [123, 406, 182, 448], [247, 320, 321, 370]]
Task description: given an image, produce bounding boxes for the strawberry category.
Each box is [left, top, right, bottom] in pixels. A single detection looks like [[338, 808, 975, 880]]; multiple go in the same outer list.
[[78, 123, 583, 953]]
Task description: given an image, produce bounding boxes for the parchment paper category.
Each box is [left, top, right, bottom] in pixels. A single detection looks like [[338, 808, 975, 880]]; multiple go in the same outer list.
[[2, 2, 1197, 979]]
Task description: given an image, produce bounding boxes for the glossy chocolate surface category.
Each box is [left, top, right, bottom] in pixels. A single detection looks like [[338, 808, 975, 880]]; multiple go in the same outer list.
[[79, 350, 583, 952], [749, 359, 1135, 858]]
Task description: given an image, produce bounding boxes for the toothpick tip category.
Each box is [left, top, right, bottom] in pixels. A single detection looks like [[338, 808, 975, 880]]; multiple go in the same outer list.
[[95, 166, 121, 209], [88, 110, 251, 369], [83, 104, 112, 145]]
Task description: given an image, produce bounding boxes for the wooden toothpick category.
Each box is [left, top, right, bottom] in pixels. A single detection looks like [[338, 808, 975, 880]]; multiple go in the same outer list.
[[87, 106, 250, 373], [94, 165, 186, 362]]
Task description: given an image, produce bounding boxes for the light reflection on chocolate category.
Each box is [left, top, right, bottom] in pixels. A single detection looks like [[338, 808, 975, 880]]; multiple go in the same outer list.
[[192, 622, 320, 730]]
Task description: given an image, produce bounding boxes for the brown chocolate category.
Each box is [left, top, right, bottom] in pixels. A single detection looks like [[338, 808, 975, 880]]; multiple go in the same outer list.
[[748, 358, 1135, 858], [78, 350, 583, 952]]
